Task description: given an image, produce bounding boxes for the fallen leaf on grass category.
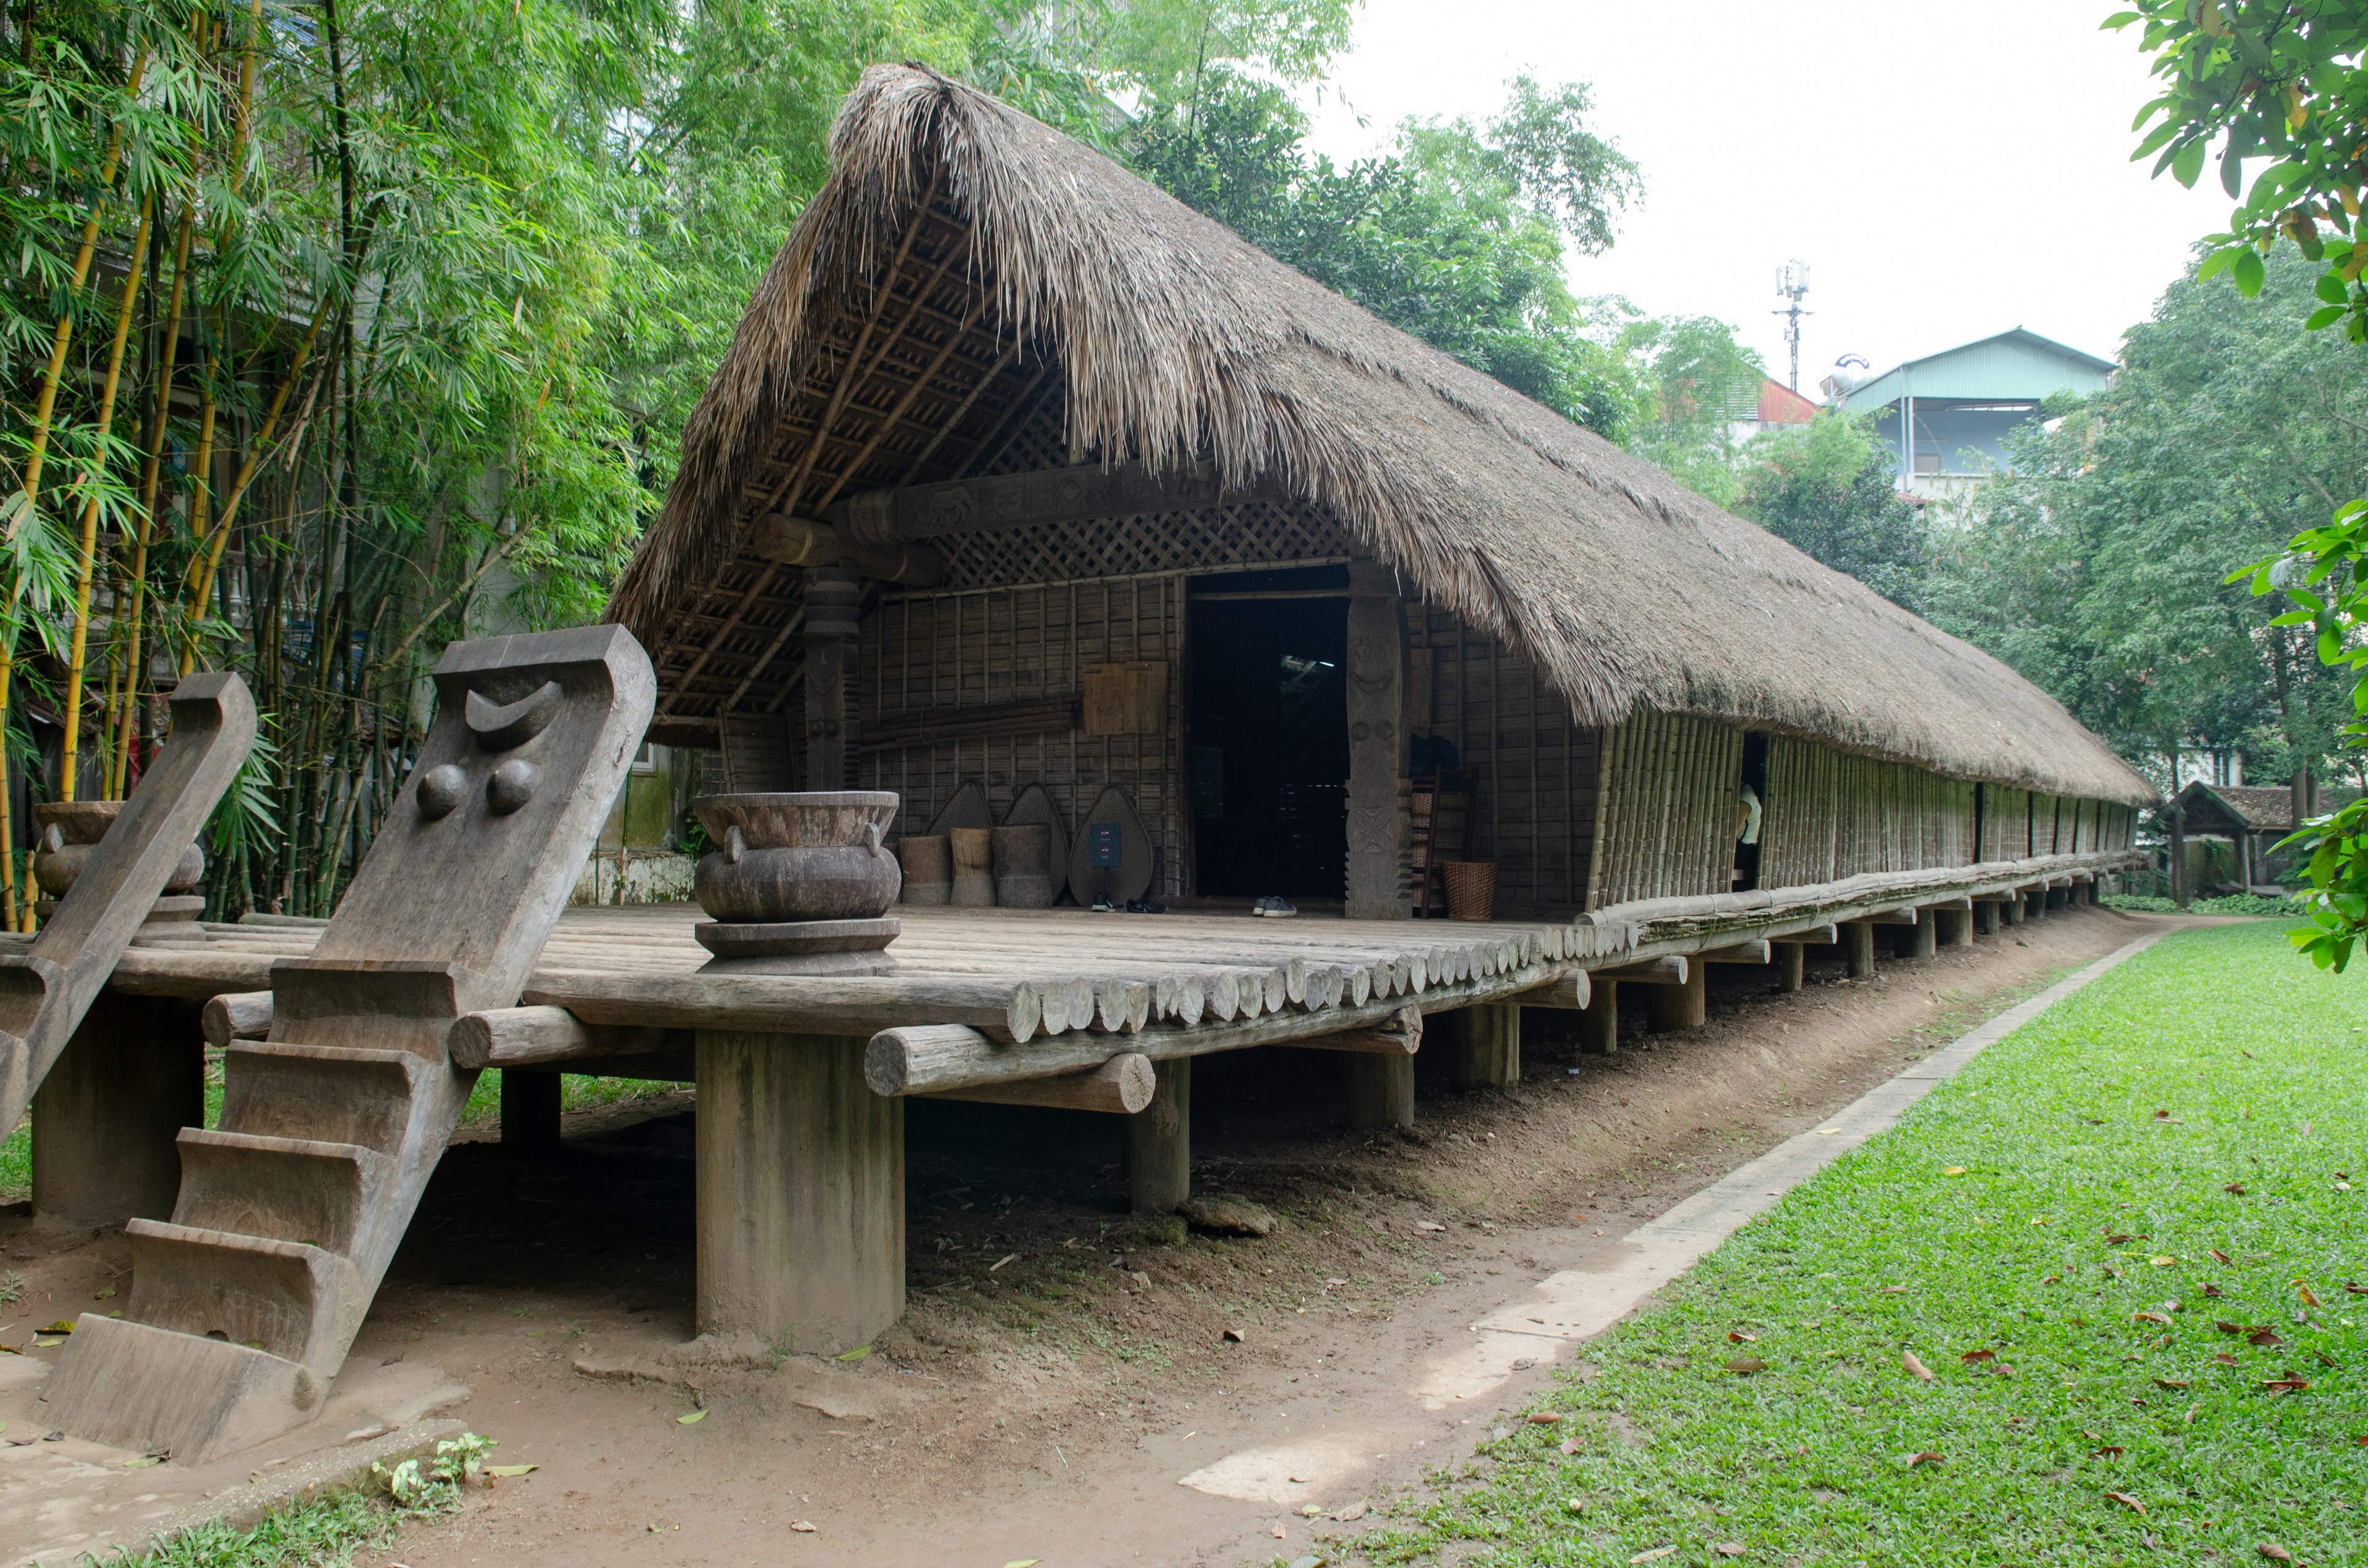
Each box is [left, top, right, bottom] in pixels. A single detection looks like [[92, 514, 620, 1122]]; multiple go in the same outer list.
[[2247, 1328, 2286, 1348], [675, 1410, 706, 1425], [2345, 1282, 2368, 1296], [1223, 1328, 1246, 1344], [2105, 1492, 2148, 1514], [1943, 1166, 1966, 1175], [2261, 1378, 2311, 1395], [38, 1321, 73, 1335], [2103, 1234, 2134, 1246], [835, 1344, 872, 1362], [1336, 1500, 1369, 1521], [1901, 1450, 1943, 1468], [2133, 1312, 2171, 1326], [1960, 1348, 1996, 1363], [1630, 1548, 1678, 1564], [1727, 1331, 1756, 1344], [2151, 1255, 2177, 1268], [1877, 1284, 1908, 1295], [2155, 1379, 2190, 1390], [989, 1254, 1019, 1273], [2225, 1184, 2246, 1196], [1902, 1350, 1934, 1382], [789, 1521, 816, 1533], [2153, 1109, 2171, 1120], [485, 1464, 537, 1478], [1559, 1437, 1584, 1455], [2258, 1546, 2293, 1562], [2214, 1353, 2238, 1366], [2296, 1282, 2321, 1308], [1724, 1357, 1767, 1376], [2203, 1283, 2227, 1299], [2094, 1445, 2125, 1457], [1526, 1411, 1563, 1424], [2209, 1247, 2232, 1263], [1714, 1547, 1746, 1559]]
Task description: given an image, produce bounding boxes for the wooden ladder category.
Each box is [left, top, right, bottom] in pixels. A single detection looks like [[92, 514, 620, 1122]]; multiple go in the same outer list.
[[44, 626, 653, 1464]]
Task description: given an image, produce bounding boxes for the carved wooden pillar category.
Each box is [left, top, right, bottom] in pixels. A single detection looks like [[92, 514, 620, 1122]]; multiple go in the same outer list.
[[1344, 560, 1408, 921], [804, 567, 861, 790]]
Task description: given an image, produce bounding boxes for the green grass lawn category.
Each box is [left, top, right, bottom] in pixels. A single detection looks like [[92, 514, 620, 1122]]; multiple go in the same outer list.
[[1356, 921, 2368, 1567]]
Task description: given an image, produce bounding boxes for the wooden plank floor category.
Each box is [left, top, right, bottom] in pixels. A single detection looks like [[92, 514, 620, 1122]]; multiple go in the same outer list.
[[2, 904, 1633, 1049]]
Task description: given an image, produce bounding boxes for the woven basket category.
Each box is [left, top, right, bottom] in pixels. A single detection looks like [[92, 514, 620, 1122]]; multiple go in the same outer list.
[[1441, 860, 1497, 922]]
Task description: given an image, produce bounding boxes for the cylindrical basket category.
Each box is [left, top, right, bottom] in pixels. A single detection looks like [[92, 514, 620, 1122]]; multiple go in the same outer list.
[[990, 823, 1056, 909], [898, 835, 951, 906], [949, 826, 996, 908], [1441, 860, 1497, 922]]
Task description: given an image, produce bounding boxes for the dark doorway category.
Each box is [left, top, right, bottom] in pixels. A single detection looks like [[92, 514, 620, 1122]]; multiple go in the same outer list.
[[1188, 565, 1350, 899]]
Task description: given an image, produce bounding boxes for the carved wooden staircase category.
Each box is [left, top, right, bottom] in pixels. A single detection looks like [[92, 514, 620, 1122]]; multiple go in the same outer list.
[[44, 626, 653, 1464]]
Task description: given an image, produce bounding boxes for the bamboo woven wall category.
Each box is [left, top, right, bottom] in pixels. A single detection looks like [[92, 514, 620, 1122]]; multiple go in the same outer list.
[[852, 489, 1356, 898], [1410, 602, 1601, 916], [1587, 713, 1747, 909], [1983, 785, 2032, 862], [1758, 735, 1981, 890]]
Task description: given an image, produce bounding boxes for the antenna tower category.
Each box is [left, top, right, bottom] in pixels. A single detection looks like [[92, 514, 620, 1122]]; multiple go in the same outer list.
[[1774, 260, 1812, 393]]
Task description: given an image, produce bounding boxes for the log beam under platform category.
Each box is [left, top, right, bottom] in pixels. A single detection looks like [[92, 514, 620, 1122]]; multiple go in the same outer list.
[[926, 1052, 1156, 1114]]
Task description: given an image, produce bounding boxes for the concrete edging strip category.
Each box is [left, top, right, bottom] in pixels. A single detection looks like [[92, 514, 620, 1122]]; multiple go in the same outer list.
[[1465, 930, 2169, 1347]]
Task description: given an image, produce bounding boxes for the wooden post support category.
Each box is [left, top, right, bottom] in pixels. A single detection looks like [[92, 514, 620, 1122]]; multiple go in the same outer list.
[[1844, 921, 1878, 979], [1452, 1003, 1520, 1089], [2003, 892, 2028, 927], [1973, 899, 2002, 936], [804, 567, 861, 789], [500, 1069, 562, 1152], [31, 994, 204, 1228], [1128, 1057, 1191, 1213], [1347, 1053, 1414, 1131], [696, 1030, 903, 1355], [1894, 909, 1938, 960], [1934, 908, 1973, 949], [2026, 889, 2047, 920], [1777, 941, 1804, 993], [1344, 559, 1408, 921], [1579, 977, 1619, 1054], [1646, 962, 1708, 1032], [2046, 885, 2069, 911]]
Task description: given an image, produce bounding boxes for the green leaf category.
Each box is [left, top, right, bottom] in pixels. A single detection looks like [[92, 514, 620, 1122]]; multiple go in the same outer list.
[[2173, 139, 2208, 188], [2100, 10, 2142, 30], [2198, 247, 2236, 282], [675, 1408, 707, 1424], [2315, 271, 2348, 305], [2233, 247, 2267, 295], [2307, 305, 2347, 330], [2222, 144, 2245, 199]]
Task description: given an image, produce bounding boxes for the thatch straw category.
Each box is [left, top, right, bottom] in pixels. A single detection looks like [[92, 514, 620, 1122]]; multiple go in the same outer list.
[[611, 64, 2152, 805]]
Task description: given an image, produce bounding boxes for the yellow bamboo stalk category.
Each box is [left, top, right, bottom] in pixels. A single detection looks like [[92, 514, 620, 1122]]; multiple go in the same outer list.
[[179, 295, 331, 673], [58, 193, 154, 801], [8, 47, 148, 543], [109, 207, 196, 800]]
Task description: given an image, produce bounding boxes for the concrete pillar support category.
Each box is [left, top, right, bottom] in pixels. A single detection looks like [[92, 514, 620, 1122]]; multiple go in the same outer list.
[[501, 1069, 563, 1152], [696, 1030, 903, 1355], [1347, 1053, 1415, 1131], [1844, 921, 1878, 979], [1578, 979, 1619, 1054], [1646, 963, 1708, 1032], [1453, 1004, 1521, 1088], [1128, 1057, 1191, 1213], [31, 993, 204, 1228]]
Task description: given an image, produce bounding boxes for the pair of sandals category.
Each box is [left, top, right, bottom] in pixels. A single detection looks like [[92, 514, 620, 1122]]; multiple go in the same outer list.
[[1091, 892, 1167, 914], [1251, 895, 1298, 918]]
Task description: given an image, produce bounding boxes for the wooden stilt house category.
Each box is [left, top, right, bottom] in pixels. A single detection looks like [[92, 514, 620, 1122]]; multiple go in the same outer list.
[[610, 64, 2150, 922]]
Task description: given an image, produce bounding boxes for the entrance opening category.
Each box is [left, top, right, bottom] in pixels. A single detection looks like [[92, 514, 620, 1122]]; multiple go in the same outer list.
[[1187, 564, 1350, 900]]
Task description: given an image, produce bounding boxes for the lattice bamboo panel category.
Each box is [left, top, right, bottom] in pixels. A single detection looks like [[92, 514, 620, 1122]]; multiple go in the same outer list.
[[931, 496, 1357, 591], [1588, 712, 1745, 909]]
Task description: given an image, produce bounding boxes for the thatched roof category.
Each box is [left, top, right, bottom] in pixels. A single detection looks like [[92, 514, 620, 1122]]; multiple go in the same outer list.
[[609, 64, 2152, 807]]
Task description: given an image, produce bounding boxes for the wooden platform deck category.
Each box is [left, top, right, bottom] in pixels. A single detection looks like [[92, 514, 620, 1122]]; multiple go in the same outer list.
[[15, 903, 1630, 1075]]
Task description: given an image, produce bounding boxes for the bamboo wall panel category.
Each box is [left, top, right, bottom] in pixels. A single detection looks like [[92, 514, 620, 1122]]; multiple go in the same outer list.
[[858, 577, 1187, 895], [932, 495, 1355, 589], [1411, 602, 1600, 916], [1587, 712, 1745, 909], [1761, 737, 1984, 892]]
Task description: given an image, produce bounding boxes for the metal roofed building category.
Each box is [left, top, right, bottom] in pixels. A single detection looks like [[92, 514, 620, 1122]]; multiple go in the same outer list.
[[1823, 327, 2116, 502]]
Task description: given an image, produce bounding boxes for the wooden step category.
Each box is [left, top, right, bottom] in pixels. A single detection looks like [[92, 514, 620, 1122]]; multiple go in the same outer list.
[[124, 1218, 364, 1366], [37, 1315, 320, 1465], [217, 1040, 424, 1153], [170, 1128, 382, 1254]]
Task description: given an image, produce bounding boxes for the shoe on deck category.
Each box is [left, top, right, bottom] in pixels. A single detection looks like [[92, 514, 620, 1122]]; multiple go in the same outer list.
[[1252, 895, 1298, 918]]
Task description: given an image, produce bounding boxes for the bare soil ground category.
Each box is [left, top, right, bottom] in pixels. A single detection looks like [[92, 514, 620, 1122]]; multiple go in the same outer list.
[[0, 905, 2169, 1567]]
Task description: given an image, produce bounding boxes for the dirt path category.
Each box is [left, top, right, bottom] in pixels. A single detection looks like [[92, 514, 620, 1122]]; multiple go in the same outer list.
[[0, 906, 2176, 1567]]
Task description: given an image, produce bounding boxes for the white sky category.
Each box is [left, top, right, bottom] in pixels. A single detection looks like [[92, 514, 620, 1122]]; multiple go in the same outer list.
[[1298, 0, 2235, 392]]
